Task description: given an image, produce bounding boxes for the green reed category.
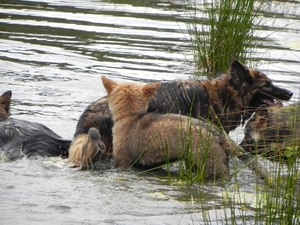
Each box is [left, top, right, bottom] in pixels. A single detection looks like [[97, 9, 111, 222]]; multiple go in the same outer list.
[[186, 0, 267, 77], [166, 111, 299, 224], [134, 104, 300, 224], [261, 163, 300, 225], [210, 103, 300, 224], [258, 105, 300, 225]]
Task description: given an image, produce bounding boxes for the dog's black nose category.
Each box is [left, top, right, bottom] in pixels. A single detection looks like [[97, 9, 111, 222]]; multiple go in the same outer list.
[[286, 90, 293, 97], [282, 90, 293, 100]]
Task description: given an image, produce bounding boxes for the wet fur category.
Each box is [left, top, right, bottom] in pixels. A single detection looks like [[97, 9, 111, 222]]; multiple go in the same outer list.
[[102, 76, 268, 180], [70, 60, 292, 167], [103, 76, 234, 180], [0, 90, 71, 160], [240, 102, 300, 163], [68, 127, 105, 169]]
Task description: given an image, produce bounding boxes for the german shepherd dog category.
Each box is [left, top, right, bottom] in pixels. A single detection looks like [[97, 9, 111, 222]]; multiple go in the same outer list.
[[240, 102, 300, 163], [69, 59, 293, 168], [101, 76, 268, 180], [0, 90, 71, 160]]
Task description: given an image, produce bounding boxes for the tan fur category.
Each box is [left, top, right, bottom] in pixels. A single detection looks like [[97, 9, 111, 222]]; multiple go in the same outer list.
[[101, 76, 263, 181], [68, 60, 292, 170], [68, 97, 112, 167], [68, 128, 105, 169], [68, 134, 87, 166]]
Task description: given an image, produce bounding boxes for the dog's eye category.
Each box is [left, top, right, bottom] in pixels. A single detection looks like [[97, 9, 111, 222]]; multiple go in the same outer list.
[[264, 81, 271, 87], [259, 72, 266, 77]]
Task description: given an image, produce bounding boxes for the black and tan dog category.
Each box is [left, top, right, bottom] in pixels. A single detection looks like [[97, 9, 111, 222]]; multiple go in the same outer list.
[[101, 76, 268, 180], [240, 102, 300, 163], [0, 90, 71, 160], [69, 59, 293, 167]]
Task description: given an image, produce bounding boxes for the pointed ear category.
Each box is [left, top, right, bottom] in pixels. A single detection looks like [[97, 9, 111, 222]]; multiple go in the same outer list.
[[0, 90, 12, 108], [101, 76, 117, 95], [1, 90, 12, 99], [230, 59, 251, 86], [143, 82, 161, 99]]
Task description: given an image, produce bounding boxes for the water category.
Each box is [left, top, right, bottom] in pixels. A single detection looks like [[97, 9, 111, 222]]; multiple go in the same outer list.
[[0, 0, 300, 224]]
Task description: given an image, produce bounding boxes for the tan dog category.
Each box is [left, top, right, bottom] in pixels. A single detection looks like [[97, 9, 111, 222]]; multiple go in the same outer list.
[[101, 76, 268, 181]]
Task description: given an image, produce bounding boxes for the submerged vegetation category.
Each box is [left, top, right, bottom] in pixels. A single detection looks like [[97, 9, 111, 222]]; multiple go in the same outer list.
[[186, 0, 268, 76]]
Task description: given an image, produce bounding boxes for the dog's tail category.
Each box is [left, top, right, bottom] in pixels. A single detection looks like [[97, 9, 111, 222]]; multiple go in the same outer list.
[[68, 128, 107, 169], [79, 128, 106, 169], [22, 131, 71, 158]]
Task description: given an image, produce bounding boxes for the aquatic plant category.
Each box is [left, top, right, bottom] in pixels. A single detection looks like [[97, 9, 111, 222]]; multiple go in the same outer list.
[[186, 0, 267, 77], [202, 103, 300, 224]]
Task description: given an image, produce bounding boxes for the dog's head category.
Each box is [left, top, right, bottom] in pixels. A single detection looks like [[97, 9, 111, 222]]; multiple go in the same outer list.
[[241, 102, 300, 163], [101, 76, 161, 120], [0, 90, 12, 121], [229, 59, 293, 110]]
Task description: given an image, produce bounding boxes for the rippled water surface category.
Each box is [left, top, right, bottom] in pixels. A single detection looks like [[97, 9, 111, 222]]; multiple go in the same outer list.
[[1, 0, 300, 224]]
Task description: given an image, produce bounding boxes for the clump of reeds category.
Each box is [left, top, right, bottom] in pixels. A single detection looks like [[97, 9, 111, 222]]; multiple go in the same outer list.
[[186, 0, 267, 77], [213, 102, 300, 224], [257, 105, 300, 224], [134, 104, 300, 224]]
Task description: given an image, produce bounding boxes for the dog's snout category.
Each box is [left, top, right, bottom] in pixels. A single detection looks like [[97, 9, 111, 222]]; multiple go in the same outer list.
[[283, 90, 293, 100], [286, 90, 293, 97], [277, 88, 293, 101]]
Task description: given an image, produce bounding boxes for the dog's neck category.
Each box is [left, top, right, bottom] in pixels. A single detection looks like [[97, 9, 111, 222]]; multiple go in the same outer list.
[[111, 110, 141, 124], [0, 110, 9, 122], [201, 75, 248, 133]]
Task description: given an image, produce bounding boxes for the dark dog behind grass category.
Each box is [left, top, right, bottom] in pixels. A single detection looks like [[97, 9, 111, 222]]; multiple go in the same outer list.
[[101, 76, 268, 181], [69, 59, 293, 169], [0, 90, 71, 160], [240, 102, 300, 163]]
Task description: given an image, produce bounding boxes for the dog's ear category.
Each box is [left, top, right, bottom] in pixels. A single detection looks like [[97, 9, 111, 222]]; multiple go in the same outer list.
[[230, 59, 251, 86], [101, 76, 117, 95], [143, 82, 161, 99], [0, 90, 12, 112], [1, 90, 12, 99]]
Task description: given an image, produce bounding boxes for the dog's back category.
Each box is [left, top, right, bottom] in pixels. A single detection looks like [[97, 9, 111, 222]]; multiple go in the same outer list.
[[0, 118, 71, 160], [120, 112, 232, 179], [148, 80, 209, 117], [0, 90, 71, 160]]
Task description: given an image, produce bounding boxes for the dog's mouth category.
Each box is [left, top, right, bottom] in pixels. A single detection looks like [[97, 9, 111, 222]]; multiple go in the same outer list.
[[250, 92, 276, 108], [251, 87, 292, 108], [262, 97, 276, 106]]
